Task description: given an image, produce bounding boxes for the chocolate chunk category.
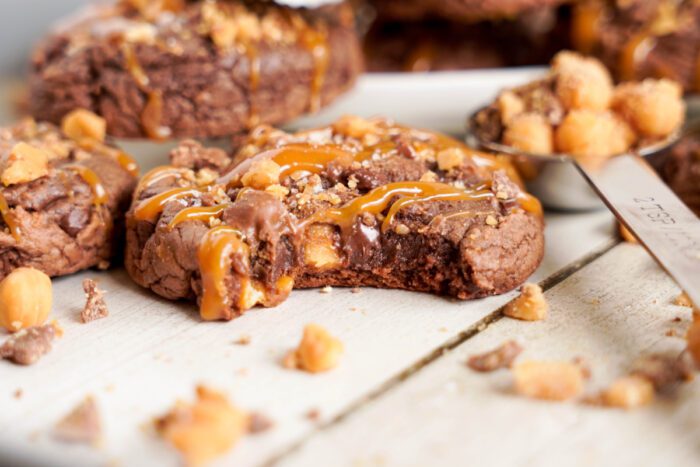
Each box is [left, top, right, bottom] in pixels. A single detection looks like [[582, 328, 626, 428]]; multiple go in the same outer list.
[[467, 340, 523, 372]]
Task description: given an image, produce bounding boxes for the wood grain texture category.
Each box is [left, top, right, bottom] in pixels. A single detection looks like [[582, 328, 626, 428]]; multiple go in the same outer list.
[[0, 211, 614, 466], [278, 244, 698, 467]]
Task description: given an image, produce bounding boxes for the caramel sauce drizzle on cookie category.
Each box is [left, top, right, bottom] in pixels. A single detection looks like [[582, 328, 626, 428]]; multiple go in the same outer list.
[[305, 181, 494, 235], [168, 204, 230, 229], [197, 225, 249, 321], [136, 166, 191, 194], [0, 193, 21, 240], [116, 151, 140, 176], [122, 42, 172, 140], [619, 33, 657, 81], [65, 166, 109, 206], [571, 1, 603, 54], [133, 187, 203, 221], [300, 27, 329, 113]]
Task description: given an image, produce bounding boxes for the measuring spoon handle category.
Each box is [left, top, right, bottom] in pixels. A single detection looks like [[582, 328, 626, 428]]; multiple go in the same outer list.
[[577, 154, 700, 307]]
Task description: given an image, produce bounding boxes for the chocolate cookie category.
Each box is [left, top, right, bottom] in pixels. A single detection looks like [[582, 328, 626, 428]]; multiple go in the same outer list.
[[125, 116, 544, 321], [571, 0, 700, 92], [365, 9, 565, 72], [660, 135, 700, 216], [29, 0, 362, 139], [370, 0, 570, 23], [0, 110, 138, 279]]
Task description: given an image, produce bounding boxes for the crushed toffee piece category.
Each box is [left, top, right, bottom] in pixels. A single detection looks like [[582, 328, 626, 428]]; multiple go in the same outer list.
[[513, 360, 585, 401], [155, 386, 248, 466], [504, 283, 548, 321], [285, 324, 344, 373]]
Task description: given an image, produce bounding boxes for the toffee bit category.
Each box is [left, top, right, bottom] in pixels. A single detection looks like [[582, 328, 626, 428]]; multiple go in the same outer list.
[[81, 279, 109, 323], [466, 340, 523, 372], [504, 283, 548, 321], [53, 396, 102, 445], [0, 322, 60, 365]]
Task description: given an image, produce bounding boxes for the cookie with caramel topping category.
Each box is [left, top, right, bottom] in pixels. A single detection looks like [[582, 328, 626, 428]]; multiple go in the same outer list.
[[125, 117, 544, 321], [0, 113, 137, 279], [29, 0, 362, 139]]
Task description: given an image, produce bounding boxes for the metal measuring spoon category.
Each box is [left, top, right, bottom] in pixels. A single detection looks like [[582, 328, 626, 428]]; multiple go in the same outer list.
[[467, 111, 700, 307]]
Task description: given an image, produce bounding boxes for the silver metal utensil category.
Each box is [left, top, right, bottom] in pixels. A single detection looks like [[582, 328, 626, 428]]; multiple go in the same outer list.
[[466, 112, 700, 307]]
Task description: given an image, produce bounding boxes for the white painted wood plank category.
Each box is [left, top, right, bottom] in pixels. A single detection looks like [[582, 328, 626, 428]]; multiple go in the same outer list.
[[0, 210, 615, 466], [278, 244, 697, 467]]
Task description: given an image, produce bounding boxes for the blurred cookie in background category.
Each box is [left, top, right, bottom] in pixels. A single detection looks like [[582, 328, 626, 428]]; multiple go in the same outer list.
[[364, 7, 568, 72], [369, 0, 572, 23], [29, 0, 363, 140], [571, 0, 700, 92]]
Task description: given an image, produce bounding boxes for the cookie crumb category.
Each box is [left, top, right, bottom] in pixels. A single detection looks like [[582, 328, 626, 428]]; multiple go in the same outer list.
[[0, 322, 60, 365], [248, 412, 274, 434], [504, 283, 548, 321], [53, 396, 102, 446], [467, 340, 522, 372], [81, 279, 109, 323], [513, 360, 585, 401], [601, 375, 654, 409], [319, 286, 333, 294], [284, 324, 343, 373], [350, 287, 361, 294], [155, 386, 248, 466], [305, 408, 321, 421], [13, 389, 22, 399]]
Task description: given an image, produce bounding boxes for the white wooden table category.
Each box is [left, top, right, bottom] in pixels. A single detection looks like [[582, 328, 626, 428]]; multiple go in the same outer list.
[[0, 75, 696, 467]]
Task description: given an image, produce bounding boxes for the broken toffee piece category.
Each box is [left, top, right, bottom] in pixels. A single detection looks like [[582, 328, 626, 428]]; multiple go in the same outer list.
[[125, 116, 545, 321], [0, 112, 137, 280], [30, 0, 362, 139]]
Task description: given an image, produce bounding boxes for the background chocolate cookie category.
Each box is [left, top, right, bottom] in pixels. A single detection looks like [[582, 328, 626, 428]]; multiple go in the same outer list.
[[369, 0, 571, 23], [29, 0, 363, 139], [659, 135, 700, 216], [0, 110, 137, 279], [571, 0, 700, 92], [364, 9, 566, 72]]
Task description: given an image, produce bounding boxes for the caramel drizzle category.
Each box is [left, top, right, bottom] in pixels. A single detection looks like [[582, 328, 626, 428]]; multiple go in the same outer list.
[[0, 193, 21, 240], [122, 42, 171, 140], [135, 165, 190, 195], [246, 43, 262, 128], [65, 165, 108, 206], [168, 204, 229, 229], [305, 181, 494, 235], [619, 33, 657, 81], [116, 151, 140, 176], [571, 1, 603, 54], [272, 144, 355, 179], [133, 187, 203, 221], [197, 226, 249, 321], [301, 27, 329, 113]]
